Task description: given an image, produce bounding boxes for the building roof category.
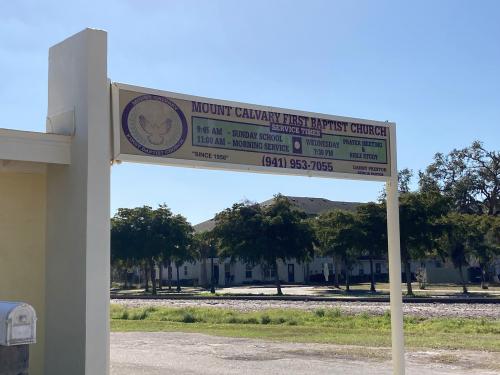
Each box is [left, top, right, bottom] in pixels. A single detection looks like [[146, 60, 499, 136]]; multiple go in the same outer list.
[[194, 196, 362, 233]]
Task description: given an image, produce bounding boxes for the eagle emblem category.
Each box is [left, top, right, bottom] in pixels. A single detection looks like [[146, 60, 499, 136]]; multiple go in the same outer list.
[[138, 114, 172, 145]]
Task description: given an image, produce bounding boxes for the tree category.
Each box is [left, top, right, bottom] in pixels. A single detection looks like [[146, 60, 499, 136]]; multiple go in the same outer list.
[[421, 141, 500, 216], [110, 206, 160, 294], [313, 209, 363, 291], [356, 202, 387, 292], [194, 230, 218, 291], [169, 214, 195, 292], [214, 195, 315, 295], [152, 204, 175, 291], [111, 216, 135, 288], [379, 168, 414, 200], [110, 205, 194, 295], [436, 213, 474, 293], [398, 191, 449, 295], [468, 215, 500, 289]]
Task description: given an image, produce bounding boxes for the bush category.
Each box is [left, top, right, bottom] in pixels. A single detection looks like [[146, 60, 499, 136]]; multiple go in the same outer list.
[[314, 309, 326, 317], [261, 314, 271, 325], [181, 312, 197, 323], [244, 317, 259, 324]]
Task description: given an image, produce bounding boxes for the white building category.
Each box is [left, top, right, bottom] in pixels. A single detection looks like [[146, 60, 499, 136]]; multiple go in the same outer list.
[[148, 196, 498, 287]]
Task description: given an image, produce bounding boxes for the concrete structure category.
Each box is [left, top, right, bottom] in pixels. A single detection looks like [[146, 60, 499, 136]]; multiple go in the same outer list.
[[0, 29, 110, 375]]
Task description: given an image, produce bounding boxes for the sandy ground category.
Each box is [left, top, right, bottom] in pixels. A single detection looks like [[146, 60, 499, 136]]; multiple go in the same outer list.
[[111, 332, 500, 375], [112, 298, 500, 319]]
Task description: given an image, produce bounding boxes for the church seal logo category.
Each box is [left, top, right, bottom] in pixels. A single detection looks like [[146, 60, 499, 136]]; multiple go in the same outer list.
[[122, 94, 188, 156]]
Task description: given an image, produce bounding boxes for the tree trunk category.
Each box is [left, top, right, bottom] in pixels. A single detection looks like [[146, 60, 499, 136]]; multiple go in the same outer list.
[[144, 264, 149, 292], [480, 265, 488, 289], [176, 265, 181, 292], [345, 267, 350, 292], [150, 260, 157, 295], [274, 261, 283, 296], [334, 257, 340, 288], [158, 263, 163, 291], [404, 261, 413, 295], [369, 256, 376, 293], [122, 268, 128, 289], [458, 265, 468, 294], [167, 261, 172, 291], [210, 257, 215, 294], [200, 257, 208, 288]]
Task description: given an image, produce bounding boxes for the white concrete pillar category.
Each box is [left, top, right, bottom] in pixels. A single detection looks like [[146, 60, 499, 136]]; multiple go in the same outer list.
[[45, 29, 110, 375]]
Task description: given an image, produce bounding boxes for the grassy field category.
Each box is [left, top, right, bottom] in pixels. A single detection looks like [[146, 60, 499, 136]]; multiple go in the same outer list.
[[110, 304, 500, 351]]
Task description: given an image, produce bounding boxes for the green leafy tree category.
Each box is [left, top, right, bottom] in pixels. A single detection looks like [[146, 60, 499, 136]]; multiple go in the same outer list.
[[110, 205, 194, 295], [111, 216, 135, 288], [152, 204, 175, 291], [214, 195, 314, 295], [356, 202, 387, 292], [399, 191, 449, 295], [194, 231, 218, 291], [169, 214, 195, 292], [436, 213, 475, 293], [469, 215, 500, 289], [421, 141, 499, 216], [313, 209, 363, 291], [110, 206, 160, 293]]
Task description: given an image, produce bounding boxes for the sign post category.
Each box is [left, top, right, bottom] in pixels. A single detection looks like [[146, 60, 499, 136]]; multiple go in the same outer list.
[[386, 125, 405, 375], [111, 82, 406, 374]]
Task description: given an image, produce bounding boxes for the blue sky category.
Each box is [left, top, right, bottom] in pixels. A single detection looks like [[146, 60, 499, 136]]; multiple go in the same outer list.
[[1, 1, 499, 224]]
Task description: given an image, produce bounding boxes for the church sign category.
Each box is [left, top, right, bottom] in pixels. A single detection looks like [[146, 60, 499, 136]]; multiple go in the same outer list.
[[112, 82, 393, 180]]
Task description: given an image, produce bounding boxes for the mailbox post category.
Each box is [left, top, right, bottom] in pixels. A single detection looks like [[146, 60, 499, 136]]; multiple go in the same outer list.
[[0, 302, 37, 375]]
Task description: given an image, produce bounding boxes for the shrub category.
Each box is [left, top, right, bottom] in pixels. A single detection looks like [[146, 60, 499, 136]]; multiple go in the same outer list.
[[181, 312, 197, 323], [314, 309, 326, 317], [261, 314, 271, 325]]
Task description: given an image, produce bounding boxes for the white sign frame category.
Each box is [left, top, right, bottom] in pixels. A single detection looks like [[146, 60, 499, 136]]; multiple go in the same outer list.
[[111, 81, 405, 374], [111, 82, 393, 183]]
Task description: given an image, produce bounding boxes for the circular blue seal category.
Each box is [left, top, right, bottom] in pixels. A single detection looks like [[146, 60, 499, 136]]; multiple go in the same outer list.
[[122, 94, 188, 156]]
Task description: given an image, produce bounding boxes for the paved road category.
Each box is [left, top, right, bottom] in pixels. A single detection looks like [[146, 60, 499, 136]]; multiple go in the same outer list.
[[111, 332, 499, 375], [112, 298, 500, 319]]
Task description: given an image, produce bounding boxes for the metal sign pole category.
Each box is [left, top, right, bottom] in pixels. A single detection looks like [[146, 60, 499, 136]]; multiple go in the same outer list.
[[386, 124, 405, 374]]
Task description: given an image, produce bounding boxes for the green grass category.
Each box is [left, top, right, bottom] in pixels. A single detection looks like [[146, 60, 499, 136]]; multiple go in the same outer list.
[[110, 305, 500, 351]]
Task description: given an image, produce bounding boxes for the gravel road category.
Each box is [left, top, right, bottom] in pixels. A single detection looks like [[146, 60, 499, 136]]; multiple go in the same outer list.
[[111, 332, 500, 375], [112, 298, 500, 319]]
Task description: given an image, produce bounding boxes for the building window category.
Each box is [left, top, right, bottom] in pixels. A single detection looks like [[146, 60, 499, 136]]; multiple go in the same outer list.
[[435, 261, 442, 268], [264, 267, 277, 279], [184, 266, 188, 276], [270, 267, 277, 278], [245, 264, 252, 279], [359, 267, 364, 276], [375, 263, 381, 274]]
